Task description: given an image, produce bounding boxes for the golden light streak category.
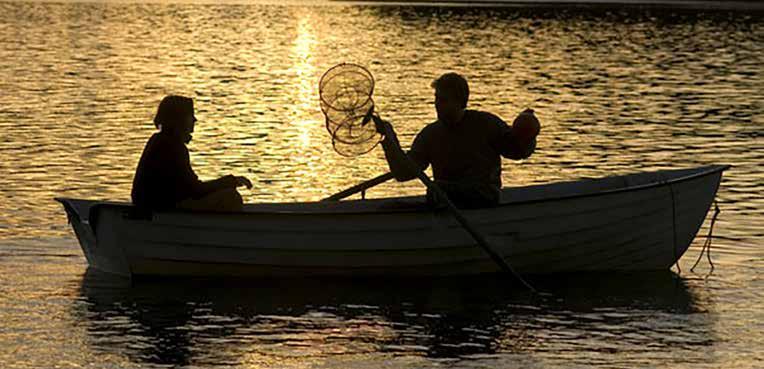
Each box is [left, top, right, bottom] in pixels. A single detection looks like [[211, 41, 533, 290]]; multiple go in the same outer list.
[[289, 12, 318, 150]]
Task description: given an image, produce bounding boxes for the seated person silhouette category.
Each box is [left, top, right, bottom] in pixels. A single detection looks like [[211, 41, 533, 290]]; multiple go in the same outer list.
[[131, 95, 252, 212], [374, 73, 540, 209]]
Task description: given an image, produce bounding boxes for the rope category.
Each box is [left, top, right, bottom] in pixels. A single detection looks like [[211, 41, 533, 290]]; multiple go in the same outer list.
[[691, 200, 720, 273]]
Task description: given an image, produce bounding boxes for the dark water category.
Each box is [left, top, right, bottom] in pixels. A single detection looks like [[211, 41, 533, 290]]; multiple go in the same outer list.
[[0, 1, 762, 368]]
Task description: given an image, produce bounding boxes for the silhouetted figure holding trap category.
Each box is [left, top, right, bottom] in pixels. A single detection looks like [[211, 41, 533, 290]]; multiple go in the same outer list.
[[374, 73, 540, 209], [319, 65, 543, 292], [131, 95, 252, 212]]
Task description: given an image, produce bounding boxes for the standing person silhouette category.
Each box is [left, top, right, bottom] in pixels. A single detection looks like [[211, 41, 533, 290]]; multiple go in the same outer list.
[[374, 73, 539, 208], [131, 95, 252, 212]]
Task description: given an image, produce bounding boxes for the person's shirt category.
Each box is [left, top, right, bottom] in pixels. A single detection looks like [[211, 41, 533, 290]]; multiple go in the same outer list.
[[382, 109, 536, 202], [131, 131, 236, 210]]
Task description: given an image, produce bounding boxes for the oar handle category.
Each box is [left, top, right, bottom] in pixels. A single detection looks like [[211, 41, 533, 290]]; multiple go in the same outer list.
[[322, 172, 395, 202]]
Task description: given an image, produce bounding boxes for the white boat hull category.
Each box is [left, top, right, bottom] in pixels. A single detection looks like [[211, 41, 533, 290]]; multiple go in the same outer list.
[[57, 165, 727, 278]]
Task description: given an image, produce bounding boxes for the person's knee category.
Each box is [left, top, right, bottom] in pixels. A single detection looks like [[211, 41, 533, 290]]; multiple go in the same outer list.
[[220, 188, 243, 211], [200, 188, 243, 212]]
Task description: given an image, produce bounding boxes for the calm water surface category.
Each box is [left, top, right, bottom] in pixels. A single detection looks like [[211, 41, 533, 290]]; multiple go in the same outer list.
[[0, 1, 762, 368]]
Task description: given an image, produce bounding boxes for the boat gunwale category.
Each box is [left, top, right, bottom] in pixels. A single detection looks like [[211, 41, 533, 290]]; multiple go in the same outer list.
[[54, 164, 730, 217]]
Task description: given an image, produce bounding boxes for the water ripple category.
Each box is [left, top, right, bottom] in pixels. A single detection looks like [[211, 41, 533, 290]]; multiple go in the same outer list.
[[0, 2, 762, 369]]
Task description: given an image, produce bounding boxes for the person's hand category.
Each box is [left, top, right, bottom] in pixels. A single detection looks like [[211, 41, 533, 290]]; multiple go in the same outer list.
[[513, 108, 541, 140], [235, 176, 252, 189], [371, 114, 394, 137]]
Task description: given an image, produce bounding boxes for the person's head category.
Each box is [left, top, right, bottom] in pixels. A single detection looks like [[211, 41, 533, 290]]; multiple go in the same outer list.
[[432, 72, 469, 126], [154, 95, 196, 143]]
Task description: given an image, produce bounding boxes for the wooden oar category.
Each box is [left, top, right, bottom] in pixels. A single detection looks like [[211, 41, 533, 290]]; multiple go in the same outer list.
[[405, 162, 538, 294], [325, 165, 535, 292], [323, 172, 395, 202], [321, 113, 538, 293], [366, 115, 537, 294]]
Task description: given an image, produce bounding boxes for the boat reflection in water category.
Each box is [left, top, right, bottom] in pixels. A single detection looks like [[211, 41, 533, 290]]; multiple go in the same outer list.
[[74, 269, 712, 367]]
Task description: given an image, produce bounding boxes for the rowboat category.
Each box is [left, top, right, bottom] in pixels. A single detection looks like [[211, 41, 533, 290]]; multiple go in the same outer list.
[[57, 165, 728, 278]]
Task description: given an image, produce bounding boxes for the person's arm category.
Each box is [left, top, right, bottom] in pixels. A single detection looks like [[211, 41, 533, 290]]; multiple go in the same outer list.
[[174, 143, 248, 199], [500, 134, 536, 160], [195, 175, 239, 196], [374, 116, 429, 181], [195, 173, 252, 196]]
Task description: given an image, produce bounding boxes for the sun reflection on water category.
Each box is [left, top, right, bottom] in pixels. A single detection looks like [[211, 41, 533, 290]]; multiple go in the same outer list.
[[290, 11, 319, 150]]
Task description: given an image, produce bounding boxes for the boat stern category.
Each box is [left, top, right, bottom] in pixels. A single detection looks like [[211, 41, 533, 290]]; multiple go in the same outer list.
[[55, 198, 132, 278]]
